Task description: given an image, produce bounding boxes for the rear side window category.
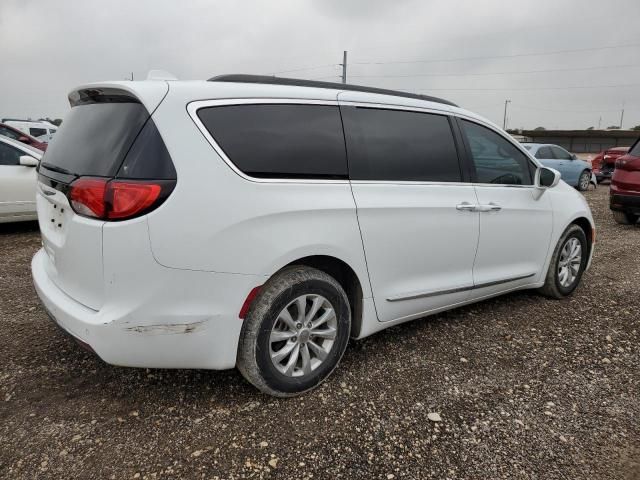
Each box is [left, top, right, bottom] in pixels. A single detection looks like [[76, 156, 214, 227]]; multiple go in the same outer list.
[[41, 91, 175, 179], [198, 104, 348, 179], [30, 128, 47, 137], [461, 120, 533, 185], [341, 107, 461, 182]]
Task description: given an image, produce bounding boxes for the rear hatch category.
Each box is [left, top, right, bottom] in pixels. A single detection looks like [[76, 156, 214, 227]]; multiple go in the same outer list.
[[36, 85, 175, 310]]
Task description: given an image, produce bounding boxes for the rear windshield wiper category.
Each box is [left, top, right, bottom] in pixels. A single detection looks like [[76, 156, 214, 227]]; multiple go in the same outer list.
[[40, 162, 77, 176]]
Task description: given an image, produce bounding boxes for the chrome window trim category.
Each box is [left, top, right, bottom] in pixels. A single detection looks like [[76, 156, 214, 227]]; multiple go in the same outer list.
[[187, 98, 348, 185]]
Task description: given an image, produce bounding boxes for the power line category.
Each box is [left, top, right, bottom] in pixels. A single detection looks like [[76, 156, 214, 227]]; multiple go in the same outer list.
[[348, 63, 640, 79], [267, 64, 338, 75], [352, 42, 640, 66], [414, 82, 640, 92]]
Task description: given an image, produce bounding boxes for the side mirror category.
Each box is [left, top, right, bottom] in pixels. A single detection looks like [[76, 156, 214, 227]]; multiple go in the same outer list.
[[536, 167, 561, 189], [19, 155, 39, 167], [571, 153, 578, 160], [18, 136, 30, 144]]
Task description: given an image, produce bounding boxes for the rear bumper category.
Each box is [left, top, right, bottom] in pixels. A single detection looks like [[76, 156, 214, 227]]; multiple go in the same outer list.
[[610, 193, 640, 215], [32, 248, 263, 370]]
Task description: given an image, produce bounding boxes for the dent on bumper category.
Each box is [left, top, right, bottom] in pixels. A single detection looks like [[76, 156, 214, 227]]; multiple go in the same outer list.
[[31, 248, 254, 370]]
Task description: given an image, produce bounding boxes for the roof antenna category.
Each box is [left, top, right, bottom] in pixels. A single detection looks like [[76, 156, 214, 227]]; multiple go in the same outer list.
[[146, 70, 178, 81]]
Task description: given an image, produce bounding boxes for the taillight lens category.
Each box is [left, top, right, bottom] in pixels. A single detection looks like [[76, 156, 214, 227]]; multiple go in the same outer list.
[[616, 158, 627, 169], [69, 178, 107, 218], [108, 182, 162, 219], [68, 177, 174, 221]]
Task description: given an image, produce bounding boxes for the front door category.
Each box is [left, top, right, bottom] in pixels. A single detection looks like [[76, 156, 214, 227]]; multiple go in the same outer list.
[[458, 119, 553, 297], [340, 103, 480, 323], [0, 142, 36, 220]]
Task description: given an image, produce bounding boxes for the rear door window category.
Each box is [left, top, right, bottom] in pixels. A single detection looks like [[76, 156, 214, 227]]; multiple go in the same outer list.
[[461, 120, 533, 185], [197, 104, 348, 179], [341, 106, 462, 182]]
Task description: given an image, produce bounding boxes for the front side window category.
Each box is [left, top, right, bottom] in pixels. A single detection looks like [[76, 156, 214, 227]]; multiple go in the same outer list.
[[341, 107, 462, 182], [198, 104, 348, 179], [535, 146, 553, 159], [0, 142, 22, 166], [551, 146, 572, 160], [461, 120, 533, 185]]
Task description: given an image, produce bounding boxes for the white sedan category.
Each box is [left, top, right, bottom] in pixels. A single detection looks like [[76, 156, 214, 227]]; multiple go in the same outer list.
[[0, 136, 42, 223]]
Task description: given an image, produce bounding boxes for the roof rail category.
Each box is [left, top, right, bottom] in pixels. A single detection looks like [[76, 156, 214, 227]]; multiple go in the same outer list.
[[208, 74, 458, 107]]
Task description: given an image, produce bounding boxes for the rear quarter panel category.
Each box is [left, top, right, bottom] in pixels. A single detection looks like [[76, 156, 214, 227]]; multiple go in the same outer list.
[[144, 85, 373, 298]]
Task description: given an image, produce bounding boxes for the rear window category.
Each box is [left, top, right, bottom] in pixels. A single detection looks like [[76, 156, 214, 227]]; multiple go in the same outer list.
[[197, 104, 348, 179], [42, 102, 148, 177], [630, 139, 640, 157], [341, 106, 462, 182], [41, 91, 175, 179]]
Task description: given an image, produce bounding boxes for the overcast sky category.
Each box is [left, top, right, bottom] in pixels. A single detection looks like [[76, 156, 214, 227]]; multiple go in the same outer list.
[[1, 0, 639, 129]]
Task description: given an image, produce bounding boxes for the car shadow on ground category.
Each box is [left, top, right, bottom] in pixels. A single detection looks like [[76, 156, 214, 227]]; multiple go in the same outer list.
[[0, 220, 39, 235]]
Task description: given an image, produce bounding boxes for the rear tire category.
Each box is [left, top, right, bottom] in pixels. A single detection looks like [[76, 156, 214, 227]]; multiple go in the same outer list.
[[237, 266, 351, 397], [612, 210, 639, 225], [538, 224, 588, 299], [577, 170, 591, 191]]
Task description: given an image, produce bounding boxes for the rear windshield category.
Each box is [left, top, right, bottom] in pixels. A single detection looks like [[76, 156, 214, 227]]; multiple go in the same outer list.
[[630, 139, 640, 157], [41, 101, 149, 177]]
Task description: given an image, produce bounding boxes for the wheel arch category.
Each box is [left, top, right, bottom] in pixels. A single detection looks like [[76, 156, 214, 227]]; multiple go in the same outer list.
[[571, 216, 594, 258], [280, 255, 365, 339]]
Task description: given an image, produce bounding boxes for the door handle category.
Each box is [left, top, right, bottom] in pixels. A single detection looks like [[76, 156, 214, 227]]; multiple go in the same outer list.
[[476, 203, 502, 212], [456, 202, 477, 211]]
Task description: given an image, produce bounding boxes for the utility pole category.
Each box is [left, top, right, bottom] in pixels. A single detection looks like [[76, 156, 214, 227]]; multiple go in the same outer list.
[[503, 99, 511, 130], [340, 51, 348, 84], [620, 104, 625, 129], [598, 116, 602, 129]]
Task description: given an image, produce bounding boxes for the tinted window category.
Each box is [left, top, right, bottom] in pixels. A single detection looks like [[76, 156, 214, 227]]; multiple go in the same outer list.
[[630, 139, 640, 157], [551, 146, 572, 160], [41, 101, 149, 177], [198, 104, 347, 179], [535, 147, 553, 159], [0, 126, 21, 140], [341, 107, 461, 181], [30, 128, 47, 137], [461, 120, 533, 185], [0, 142, 22, 165]]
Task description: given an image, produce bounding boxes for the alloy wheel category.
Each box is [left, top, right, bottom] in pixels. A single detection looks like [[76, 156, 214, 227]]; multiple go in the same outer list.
[[557, 237, 582, 288], [269, 294, 338, 377]]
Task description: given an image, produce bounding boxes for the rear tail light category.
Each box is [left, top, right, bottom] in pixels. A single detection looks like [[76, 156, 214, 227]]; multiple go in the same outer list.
[[68, 177, 174, 221], [615, 158, 628, 169]]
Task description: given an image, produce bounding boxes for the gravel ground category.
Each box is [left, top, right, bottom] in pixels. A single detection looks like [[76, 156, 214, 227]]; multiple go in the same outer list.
[[0, 186, 638, 480]]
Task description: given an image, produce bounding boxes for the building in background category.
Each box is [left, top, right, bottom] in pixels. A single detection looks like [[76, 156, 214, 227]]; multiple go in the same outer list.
[[511, 129, 639, 154]]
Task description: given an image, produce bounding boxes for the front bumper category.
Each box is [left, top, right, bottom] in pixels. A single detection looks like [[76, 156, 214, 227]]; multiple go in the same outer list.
[[32, 248, 261, 370]]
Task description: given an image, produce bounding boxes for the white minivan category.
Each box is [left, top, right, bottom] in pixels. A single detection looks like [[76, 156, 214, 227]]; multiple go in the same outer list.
[[32, 75, 594, 396]]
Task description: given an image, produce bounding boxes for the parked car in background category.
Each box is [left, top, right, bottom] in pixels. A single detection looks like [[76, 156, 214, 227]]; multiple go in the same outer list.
[[2, 119, 57, 143], [610, 139, 640, 225], [32, 75, 594, 396], [522, 143, 592, 191], [0, 136, 42, 223], [592, 146, 630, 183], [0, 122, 48, 151]]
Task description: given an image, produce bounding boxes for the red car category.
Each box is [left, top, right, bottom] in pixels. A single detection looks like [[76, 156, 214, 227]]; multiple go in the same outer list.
[[610, 139, 640, 224], [592, 146, 629, 182], [0, 122, 48, 151]]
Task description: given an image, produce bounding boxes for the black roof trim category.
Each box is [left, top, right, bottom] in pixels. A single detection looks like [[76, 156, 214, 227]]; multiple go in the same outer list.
[[208, 74, 458, 107]]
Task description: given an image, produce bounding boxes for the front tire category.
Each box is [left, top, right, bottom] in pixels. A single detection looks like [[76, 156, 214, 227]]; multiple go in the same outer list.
[[577, 170, 591, 192], [613, 210, 639, 225], [237, 266, 351, 397], [539, 224, 588, 299]]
